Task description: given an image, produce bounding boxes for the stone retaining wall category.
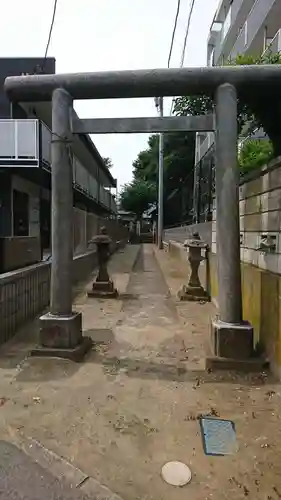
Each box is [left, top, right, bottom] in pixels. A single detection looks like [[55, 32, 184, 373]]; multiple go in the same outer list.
[[164, 158, 281, 379]]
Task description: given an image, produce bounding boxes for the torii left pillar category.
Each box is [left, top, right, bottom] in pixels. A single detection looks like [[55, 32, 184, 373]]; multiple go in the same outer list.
[[32, 88, 92, 361]]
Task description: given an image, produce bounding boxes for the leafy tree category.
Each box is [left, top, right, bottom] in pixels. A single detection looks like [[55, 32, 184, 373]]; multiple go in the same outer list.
[[239, 139, 273, 175], [103, 157, 113, 169], [119, 180, 156, 218], [173, 52, 281, 156], [131, 132, 195, 225], [133, 135, 159, 183]]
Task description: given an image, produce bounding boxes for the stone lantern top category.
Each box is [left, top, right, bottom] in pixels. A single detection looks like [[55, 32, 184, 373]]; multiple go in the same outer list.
[[90, 226, 112, 245], [183, 232, 207, 249]]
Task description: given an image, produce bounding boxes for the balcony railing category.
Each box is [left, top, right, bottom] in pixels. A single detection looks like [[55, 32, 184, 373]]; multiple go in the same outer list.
[[196, 133, 214, 163], [213, 0, 245, 64], [230, 0, 276, 59], [0, 119, 116, 213], [263, 28, 281, 55], [40, 122, 116, 211], [0, 119, 38, 163]]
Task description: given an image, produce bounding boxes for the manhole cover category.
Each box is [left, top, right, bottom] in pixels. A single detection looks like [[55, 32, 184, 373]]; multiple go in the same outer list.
[[200, 417, 238, 456], [161, 461, 192, 486]]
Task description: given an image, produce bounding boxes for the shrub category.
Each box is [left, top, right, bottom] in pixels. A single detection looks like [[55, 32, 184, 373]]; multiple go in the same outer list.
[[239, 139, 273, 175]]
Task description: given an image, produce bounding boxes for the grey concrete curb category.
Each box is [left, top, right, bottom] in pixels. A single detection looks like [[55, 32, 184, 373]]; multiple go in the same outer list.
[[10, 432, 124, 500]]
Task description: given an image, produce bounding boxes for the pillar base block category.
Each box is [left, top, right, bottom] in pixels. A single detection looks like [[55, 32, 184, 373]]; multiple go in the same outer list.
[[87, 280, 118, 299], [205, 318, 270, 373], [178, 284, 209, 302], [31, 336, 93, 362], [32, 311, 92, 361], [211, 318, 253, 360], [38, 311, 83, 349], [205, 355, 269, 373]]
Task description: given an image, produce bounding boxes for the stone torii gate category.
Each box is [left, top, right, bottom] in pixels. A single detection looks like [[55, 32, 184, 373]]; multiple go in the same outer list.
[[5, 65, 281, 362]]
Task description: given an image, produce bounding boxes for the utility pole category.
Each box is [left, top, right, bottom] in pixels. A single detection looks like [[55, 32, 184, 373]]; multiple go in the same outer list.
[[154, 96, 164, 249]]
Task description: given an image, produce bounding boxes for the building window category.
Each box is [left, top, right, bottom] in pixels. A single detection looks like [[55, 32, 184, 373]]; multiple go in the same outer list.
[[13, 189, 29, 236]]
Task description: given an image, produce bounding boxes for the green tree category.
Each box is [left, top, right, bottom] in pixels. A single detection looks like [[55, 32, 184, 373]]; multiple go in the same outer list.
[[119, 180, 157, 218], [133, 135, 159, 183], [131, 132, 195, 225], [173, 52, 281, 156]]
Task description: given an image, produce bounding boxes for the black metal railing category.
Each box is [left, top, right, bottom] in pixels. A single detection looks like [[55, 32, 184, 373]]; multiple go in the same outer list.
[[193, 145, 215, 224]]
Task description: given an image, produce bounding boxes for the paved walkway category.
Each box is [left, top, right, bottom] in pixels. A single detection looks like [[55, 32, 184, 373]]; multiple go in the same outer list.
[[0, 245, 280, 500], [0, 440, 91, 500]]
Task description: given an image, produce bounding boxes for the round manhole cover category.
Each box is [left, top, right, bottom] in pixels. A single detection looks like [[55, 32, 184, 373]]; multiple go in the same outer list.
[[161, 461, 192, 486]]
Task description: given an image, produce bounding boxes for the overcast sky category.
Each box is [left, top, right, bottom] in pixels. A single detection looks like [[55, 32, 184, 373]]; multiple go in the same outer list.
[[1, 0, 218, 187]]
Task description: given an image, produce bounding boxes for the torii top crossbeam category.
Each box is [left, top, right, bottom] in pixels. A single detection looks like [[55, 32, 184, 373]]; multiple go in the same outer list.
[[4, 65, 281, 102]]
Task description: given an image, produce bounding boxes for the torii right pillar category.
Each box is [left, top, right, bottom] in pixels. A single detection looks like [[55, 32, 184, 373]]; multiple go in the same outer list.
[[210, 83, 254, 363]]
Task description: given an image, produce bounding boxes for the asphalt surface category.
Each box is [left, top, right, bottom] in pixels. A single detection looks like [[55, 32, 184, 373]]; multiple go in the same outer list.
[[0, 441, 90, 499]]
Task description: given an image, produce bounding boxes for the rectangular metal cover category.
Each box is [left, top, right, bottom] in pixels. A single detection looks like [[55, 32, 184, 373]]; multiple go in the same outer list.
[[200, 417, 238, 456]]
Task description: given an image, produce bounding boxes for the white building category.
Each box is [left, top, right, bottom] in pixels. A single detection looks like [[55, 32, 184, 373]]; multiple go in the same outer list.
[[193, 0, 281, 221]]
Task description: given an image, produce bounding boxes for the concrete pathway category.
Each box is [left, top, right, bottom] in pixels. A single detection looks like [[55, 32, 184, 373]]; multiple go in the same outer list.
[[0, 245, 280, 500], [0, 440, 91, 499]]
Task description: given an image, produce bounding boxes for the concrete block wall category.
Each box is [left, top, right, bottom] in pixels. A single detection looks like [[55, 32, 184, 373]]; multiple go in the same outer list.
[[212, 160, 281, 273], [211, 159, 281, 378], [0, 236, 41, 273], [164, 222, 212, 247], [73, 209, 127, 256], [163, 159, 281, 378]]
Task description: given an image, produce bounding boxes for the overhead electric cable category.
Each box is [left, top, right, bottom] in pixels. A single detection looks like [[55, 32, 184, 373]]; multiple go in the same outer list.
[[180, 0, 196, 68], [170, 0, 197, 115], [168, 0, 181, 68], [42, 0, 58, 71]]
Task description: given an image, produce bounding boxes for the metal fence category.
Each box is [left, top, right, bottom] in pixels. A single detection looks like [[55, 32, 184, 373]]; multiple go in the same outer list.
[[193, 146, 215, 224], [0, 262, 50, 345]]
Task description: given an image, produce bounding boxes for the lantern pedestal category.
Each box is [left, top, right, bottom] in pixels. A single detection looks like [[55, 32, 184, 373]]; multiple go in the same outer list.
[[87, 227, 118, 299], [178, 233, 209, 302], [88, 280, 118, 298]]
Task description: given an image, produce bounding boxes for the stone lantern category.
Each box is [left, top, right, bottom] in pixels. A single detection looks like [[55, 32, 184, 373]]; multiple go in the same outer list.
[[178, 232, 209, 301], [87, 226, 118, 298]]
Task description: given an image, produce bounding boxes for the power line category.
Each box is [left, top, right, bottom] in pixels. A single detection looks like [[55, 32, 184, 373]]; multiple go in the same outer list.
[[42, 0, 58, 68], [180, 0, 196, 68], [168, 0, 181, 68], [170, 0, 197, 114]]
